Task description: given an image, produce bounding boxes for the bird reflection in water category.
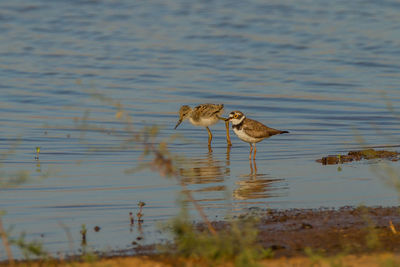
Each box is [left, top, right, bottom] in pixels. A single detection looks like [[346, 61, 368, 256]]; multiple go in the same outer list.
[[178, 148, 284, 202], [233, 159, 285, 201], [179, 147, 231, 194]]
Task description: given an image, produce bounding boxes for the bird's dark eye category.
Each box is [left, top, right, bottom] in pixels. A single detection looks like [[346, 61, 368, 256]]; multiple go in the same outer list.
[[234, 114, 238, 118]]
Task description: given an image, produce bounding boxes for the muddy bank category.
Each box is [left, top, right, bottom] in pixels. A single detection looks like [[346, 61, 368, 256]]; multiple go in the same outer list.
[[316, 148, 400, 165], [121, 206, 400, 258], [210, 206, 400, 257]]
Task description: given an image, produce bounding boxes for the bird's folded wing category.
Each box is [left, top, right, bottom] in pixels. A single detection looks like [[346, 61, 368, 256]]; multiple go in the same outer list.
[[193, 104, 224, 119], [243, 118, 282, 138]]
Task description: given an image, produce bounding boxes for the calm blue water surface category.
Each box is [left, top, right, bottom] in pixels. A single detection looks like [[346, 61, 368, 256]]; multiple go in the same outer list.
[[1, 0, 400, 259]]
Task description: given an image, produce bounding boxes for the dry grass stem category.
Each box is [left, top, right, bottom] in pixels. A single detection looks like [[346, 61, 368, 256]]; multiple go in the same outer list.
[[0, 216, 14, 265]]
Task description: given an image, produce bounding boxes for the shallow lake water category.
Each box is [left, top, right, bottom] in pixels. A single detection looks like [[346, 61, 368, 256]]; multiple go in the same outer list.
[[1, 0, 400, 259]]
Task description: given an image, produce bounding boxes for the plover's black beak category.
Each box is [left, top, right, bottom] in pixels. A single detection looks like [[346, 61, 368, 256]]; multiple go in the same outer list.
[[224, 117, 230, 121], [174, 119, 182, 129]]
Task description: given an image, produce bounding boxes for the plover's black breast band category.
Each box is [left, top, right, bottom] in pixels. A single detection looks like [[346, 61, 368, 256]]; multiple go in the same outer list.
[[232, 120, 244, 131]]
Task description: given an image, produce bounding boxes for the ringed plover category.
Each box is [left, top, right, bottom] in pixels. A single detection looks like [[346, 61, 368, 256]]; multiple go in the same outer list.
[[226, 111, 288, 159]]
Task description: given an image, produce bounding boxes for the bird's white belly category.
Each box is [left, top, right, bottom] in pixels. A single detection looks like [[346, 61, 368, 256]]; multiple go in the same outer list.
[[233, 128, 263, 143], [189, 117, 219, 127]]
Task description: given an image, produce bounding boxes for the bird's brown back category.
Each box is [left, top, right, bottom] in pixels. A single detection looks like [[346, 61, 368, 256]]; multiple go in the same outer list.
[[243, 118, 288, 138], [191, 104, 224, 122]]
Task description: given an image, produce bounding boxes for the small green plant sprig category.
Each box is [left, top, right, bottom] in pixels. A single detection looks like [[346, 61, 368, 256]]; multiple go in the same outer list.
[[9, 231, 49, 261]]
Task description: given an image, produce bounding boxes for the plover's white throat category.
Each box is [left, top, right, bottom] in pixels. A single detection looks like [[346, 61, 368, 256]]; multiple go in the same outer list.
[[174, 104, 232, 147], [226, 111, 289, 160]]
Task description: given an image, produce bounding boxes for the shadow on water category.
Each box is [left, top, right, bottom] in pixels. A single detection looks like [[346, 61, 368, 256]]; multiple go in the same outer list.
[[234, 159, 286, 201]]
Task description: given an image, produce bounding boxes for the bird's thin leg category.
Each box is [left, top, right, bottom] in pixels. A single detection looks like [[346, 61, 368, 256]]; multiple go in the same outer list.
[[225, 120, 232, 146], [206, 127, 212, 147], [253, 143, 257, 159], [218, 116, 232, 146], [249, 143, 253, 160], [249, 158, 254, 175], [226, 145, 231, 165]]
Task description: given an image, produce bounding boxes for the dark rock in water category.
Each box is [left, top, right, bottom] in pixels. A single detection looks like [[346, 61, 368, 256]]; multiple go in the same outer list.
[[318, 156, 339, 165], [316, 148, 400, 165]]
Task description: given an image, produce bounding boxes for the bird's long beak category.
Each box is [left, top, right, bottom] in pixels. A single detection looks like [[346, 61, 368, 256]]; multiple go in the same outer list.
[[174, 119, 182, 129], [224, 117, 231, 121]]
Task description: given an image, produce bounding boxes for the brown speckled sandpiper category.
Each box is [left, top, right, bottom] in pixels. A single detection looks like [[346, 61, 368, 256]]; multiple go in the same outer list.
[[175, 104, 232, 147]]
